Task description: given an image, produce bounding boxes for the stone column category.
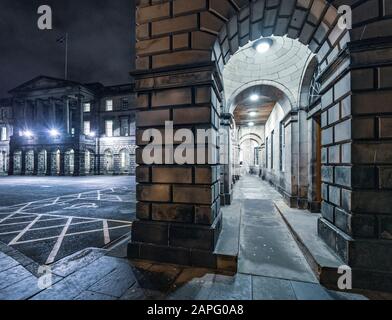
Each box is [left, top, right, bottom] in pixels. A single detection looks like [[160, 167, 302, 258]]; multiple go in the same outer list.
[[46, 150, 52, 176], [33, 151, 39, 176], [128, 1, 225, 268], [59, 151, 65, 176], [21, 150, 26, 176], [220, 113, 233, 206], [318, 21, 392, 291], [63, 97, 70, 134]]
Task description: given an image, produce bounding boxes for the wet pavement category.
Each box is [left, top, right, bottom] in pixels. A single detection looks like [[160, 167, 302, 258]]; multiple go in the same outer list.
[[0, 176, 136, 265]]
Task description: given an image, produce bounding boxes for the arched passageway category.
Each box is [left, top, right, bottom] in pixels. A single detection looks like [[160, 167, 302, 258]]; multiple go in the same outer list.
[[104, 149, 114, 174], [65, 149, 75, 176], [131, 0, 392, 292], [38, 150, 47, 175], [0, 151, 7, 174]]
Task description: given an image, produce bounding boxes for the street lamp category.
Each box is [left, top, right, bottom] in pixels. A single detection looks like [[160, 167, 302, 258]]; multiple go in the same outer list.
[[88, 131, 96, 138], [23, 130, 34, 138], [49, 129, 60, 137]]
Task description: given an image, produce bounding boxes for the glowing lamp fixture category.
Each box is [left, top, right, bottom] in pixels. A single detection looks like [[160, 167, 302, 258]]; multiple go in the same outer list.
[[23, 130, 34, 138], [254, 38, 273, 54], [248, 122, 255, 127], [49, 129, 60, 137], [250, 94, 259, 102], [250, 111, 257, 117], [88, 131, 96, 138]]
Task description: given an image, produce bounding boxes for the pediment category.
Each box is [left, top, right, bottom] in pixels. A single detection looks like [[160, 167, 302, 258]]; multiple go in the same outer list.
[[10, 76, 79, 93]]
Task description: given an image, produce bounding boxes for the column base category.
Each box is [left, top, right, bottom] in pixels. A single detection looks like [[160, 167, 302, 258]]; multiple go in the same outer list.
[[318, 218, 392, 293], [220, 191, 233, 206], [127, 212, 237, 271]]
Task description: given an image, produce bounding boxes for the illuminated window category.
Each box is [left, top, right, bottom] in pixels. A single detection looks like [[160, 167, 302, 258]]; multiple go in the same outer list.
[[0, 127, 6, 141], [106, 100, 113, 111], [83, 103, 91, 113], [83, 121, 90, 135], [105, 120, 113, 137]]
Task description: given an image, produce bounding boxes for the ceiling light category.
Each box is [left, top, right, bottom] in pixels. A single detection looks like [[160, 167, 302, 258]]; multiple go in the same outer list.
[[248, 122, 255, 127], [253, 38, 273, 54], [49, 129, 60, 137], [250, 111, 257, 117], [250, 94, 259, 102]]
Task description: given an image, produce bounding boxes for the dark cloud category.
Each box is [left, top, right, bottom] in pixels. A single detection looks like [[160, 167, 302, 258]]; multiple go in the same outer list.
[[0, 0, 135, 96]]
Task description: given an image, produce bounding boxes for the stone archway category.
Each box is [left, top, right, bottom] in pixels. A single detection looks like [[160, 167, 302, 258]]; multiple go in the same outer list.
[[119, 149, 131, 174], [38, 150, 47, 175], [0, 151, 7, 174], [104, 149, 114, 174], [13, 151, 22, 175], [65, 149, 75, 176], [131, 0, 392, 291]]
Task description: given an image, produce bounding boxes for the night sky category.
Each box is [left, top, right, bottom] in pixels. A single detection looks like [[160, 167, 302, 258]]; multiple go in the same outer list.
[[0, 0, 135, 97]]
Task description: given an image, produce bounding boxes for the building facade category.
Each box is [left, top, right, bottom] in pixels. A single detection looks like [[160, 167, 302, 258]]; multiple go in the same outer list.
[[3, 76, 136, 176], [0, 98, 13, 175]]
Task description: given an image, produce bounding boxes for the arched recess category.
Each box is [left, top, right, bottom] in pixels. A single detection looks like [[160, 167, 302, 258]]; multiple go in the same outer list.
[[0, 151, 7, 174], [132, 0, 392, 290], [119, 149, 131, 174], [13, 151, 22, 175], [239, 133, 263, 146], [25, 150, 34, 175], [104, 149, 114, 174], [85, 149, 95, 175], [52, 150, 61, 176], [38, 150, 47, 175], [65, 149, 75, 176]]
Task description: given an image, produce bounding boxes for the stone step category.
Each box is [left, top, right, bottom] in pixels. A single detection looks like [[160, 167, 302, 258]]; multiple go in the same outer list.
[[274, 201, 345, 288], [214, 200, 241, 273]]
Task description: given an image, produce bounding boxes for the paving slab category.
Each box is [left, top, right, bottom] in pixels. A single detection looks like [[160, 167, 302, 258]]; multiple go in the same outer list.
[[252, 275, 296, 300], [238, 199, 318, 283]]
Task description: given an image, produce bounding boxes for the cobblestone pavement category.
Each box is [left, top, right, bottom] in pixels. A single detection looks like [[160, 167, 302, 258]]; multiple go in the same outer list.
[[0, 177, 136, 265]]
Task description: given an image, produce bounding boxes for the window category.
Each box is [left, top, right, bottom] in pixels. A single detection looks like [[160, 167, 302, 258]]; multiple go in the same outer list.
[[1, 127, 6, 141], [271, 131, 274, 169], [254, 147, 260, 166], [83, 103, 91, 113], [106, 100, 113, 111], [122, 98, 129, 110], [83, 121, 90, 136], [279, 122, 286, 172], [265, 137, 269, 169], [105, 120, 113, 137], [120, 118, 129, 137]]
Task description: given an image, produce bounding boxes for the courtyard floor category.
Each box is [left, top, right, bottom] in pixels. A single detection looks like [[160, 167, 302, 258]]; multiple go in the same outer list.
[[0, 176, 136, 265], [1, 175, 387, 300]]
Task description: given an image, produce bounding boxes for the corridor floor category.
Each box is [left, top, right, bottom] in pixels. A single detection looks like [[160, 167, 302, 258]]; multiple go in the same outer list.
[[235, 175, 317, 283]]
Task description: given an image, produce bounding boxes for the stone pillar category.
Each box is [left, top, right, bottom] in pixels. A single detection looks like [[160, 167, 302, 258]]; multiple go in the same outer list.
[[46, 151, 52, 176], [33, 151, 39, 176], [21, 150, 26, 176], [8, 151, 14, 175], [59, 151, 65, 176], [220, 113, 233, 206], [318, 16, 392, 290], [128, 1, 225, 268], [63, 97, 70, 134]]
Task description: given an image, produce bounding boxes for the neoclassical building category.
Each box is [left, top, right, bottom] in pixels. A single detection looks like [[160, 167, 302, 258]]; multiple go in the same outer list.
[[129, 0, 392, 292], [0, 98, 13, 175], [3, 76, 136, 176]]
